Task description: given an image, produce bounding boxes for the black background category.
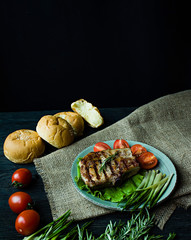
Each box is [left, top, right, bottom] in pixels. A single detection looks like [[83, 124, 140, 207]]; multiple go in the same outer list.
[[1, 0, 190, 111]]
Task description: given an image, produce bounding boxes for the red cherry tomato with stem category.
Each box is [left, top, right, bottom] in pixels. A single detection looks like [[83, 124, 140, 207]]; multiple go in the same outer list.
[[137, 152, 158, 169], [12, 168, 32, 188], [131, 144, 147, 157], [94, 142, 111, 152], [15, 209, 40, 236], [113, 139, 129, 149], [8, 192, 33, 214]]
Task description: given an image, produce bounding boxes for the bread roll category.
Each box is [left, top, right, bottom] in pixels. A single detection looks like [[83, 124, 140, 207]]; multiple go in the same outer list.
[[3, 129, 45, 164], [54, 111, 84, 137], [36, 115, 74, 148], [71, 99, 104, 128]]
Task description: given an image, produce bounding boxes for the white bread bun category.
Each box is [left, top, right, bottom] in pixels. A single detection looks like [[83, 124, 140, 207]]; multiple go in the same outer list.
[[3, 129, 45, 164], [36, 115, 74, 148], [71, 99, 104, 128], [54, 111, 84, 137]]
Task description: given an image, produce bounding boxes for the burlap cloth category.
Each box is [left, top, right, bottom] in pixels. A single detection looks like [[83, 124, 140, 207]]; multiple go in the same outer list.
[[34, 90, 191, 229]]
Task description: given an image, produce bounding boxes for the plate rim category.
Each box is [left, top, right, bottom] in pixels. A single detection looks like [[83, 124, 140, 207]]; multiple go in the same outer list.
[[71, 140, 177, 211]]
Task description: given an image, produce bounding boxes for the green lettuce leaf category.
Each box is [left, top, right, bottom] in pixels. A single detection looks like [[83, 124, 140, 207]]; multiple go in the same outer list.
[[103, 187, 125, 202]]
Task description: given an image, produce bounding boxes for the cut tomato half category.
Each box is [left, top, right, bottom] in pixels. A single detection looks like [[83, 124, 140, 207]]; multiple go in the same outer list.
[[113, 139, 129, 149], [137, 152, 158, 169], [131, 144, 147, 157], [93, 142, 111, 152]]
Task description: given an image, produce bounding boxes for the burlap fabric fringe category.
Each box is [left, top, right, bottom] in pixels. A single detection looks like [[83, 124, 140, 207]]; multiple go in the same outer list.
[[34, 90, 191, 230]]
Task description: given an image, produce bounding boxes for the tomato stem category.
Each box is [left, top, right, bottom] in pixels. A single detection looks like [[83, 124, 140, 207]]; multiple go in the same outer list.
[[26, 202, 34, 210], [12, 181, 23, 188]]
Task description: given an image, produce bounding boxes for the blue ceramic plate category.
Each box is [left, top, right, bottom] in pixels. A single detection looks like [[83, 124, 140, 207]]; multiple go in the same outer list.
[[71, 140, 177, 210]]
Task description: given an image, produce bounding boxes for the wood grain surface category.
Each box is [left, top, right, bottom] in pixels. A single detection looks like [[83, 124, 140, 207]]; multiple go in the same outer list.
[[0, 108, 191, 240]]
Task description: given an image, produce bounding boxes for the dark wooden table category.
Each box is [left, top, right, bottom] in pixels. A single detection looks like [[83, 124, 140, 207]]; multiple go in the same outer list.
[[0, 108, 191, 240]]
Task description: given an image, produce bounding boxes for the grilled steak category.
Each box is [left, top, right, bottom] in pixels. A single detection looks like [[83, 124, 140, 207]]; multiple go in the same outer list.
[[79, 148, 140, 188]]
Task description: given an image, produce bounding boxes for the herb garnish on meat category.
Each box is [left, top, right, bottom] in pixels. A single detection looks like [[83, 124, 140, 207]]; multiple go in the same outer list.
[[99, 151, 119, 173]]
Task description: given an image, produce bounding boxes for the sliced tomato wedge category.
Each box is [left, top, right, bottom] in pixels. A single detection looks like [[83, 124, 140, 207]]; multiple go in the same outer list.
[[131, 144, 147, 157], [113, 139, 129, 149], [93, 142, 111, 152], [137, 152, 158, 169]]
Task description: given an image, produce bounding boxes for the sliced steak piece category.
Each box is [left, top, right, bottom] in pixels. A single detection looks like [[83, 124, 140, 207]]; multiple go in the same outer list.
[[79, 148, 140, 188]]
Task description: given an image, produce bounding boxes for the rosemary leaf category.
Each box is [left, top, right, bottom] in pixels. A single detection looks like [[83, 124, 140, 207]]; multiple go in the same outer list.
[[99, 151, 119, 173]]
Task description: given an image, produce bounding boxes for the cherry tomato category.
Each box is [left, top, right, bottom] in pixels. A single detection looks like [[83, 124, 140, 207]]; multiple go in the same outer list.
[[131, 144, 147, 157], [12, 168, 32, 188], [8, 192, 32, 214], [15, 209, 40, 236], [137, 152, 158, 169], [93, 142, 111, 152], [113, 139, 130, 149]]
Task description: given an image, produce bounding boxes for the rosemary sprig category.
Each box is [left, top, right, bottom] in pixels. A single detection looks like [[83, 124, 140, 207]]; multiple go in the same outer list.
[[23, 209, 176, 240], [96, 209, 176, 240], [23, 210, 72, 240], [77, 221, 94, 240], [99, 151, 119, 173]]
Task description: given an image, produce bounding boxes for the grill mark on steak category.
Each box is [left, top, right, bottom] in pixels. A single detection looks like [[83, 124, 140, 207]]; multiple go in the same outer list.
[[93, 160, 100, 180], [108, 162, 114, 175], [114, 158, 124, 176], [84, 159, 95, 185], [121, 159, 128, 169], [103, 169, 108, 180], [83, 162, 91, 182]]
